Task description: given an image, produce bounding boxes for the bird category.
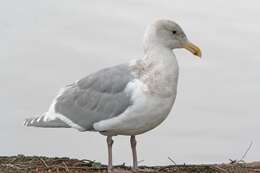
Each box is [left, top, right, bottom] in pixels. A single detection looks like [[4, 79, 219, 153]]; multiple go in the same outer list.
[[24, 19, 201, 173]]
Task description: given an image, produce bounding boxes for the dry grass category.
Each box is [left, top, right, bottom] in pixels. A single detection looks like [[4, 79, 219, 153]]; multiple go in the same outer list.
[[0, 155, 260, 173]]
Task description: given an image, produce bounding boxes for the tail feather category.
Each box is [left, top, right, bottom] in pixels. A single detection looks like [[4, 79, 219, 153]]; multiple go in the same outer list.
[[24, 114, 70, 128]]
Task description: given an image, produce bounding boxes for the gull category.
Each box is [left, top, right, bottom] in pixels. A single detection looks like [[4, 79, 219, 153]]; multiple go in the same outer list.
[[24, 19, 201, 172]]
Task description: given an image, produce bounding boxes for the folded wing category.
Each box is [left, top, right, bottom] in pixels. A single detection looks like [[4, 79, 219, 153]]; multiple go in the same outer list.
[[54, 64, 134, 131]]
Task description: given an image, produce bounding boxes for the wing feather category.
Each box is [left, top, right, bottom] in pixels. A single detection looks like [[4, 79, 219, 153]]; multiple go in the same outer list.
[[54, 64, 134, 131]]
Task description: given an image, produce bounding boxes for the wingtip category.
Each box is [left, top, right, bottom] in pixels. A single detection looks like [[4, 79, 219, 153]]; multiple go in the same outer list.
[[24, 118, 32, 126], [23, 119, 29, 126], [24, 118, 33, 126]]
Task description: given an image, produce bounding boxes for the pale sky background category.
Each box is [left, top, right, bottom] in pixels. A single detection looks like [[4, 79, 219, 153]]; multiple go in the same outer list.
[[0, 0, 259, 166]]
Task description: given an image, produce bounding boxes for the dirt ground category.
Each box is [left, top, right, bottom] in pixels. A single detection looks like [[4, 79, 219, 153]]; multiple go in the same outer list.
[[0, 155, 260, 173]]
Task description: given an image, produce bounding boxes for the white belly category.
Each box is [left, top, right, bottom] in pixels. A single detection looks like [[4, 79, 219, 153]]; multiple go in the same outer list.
[[93, 79, 176, 136]]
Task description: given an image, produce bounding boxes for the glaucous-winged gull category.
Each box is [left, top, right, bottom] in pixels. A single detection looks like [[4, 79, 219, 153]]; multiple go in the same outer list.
[[24, 19, 201, 173]]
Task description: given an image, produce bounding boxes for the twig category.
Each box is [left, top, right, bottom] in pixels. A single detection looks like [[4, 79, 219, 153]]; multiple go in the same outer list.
[[239, 141, 253, 162], [13, 163, 27, 168], [229, 141, 253, 164], [56, 166, 60, 173], [2, 163, 22, 170], [229, 159, 237, 164], [62, 162, 69, 172], [39, 158, 49, 168], [10, 157, 18, 163], [211, 165, 229, 173], [168, 157, 177, 165]]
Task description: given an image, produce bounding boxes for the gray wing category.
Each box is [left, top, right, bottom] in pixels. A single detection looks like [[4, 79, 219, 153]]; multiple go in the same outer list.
[[54, 64, 134, 131]]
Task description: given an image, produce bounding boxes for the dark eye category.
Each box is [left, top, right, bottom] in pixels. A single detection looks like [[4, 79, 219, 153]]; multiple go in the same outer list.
[[172, 30, 177, 34]]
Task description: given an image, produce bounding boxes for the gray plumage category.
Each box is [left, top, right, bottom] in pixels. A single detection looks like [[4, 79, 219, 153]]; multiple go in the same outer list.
[[25, 113, 70, 128], [24, 64, 134, 131]]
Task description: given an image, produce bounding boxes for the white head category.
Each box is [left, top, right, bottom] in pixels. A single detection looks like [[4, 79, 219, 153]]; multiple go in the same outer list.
[[143, 19, 201, 57]]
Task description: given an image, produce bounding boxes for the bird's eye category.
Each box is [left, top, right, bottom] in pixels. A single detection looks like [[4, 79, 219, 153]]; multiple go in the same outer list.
[[172, 30, 177, 35]]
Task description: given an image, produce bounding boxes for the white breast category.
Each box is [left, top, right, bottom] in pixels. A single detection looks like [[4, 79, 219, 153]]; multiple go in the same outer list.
[[93, 78, 176, 136]]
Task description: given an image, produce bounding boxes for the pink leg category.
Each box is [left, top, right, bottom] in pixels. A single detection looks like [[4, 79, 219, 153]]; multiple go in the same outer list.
[[107, 136, 113, 172], [130, 135, 138, 171]]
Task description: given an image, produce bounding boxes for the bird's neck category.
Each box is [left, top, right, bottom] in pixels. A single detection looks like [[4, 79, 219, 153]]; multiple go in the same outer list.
[[143, 45, 178, 70], [137, 45, 179, 97]]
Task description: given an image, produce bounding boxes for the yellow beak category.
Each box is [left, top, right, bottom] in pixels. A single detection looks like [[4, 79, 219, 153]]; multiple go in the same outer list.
[[183, 42, 202, 58]]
